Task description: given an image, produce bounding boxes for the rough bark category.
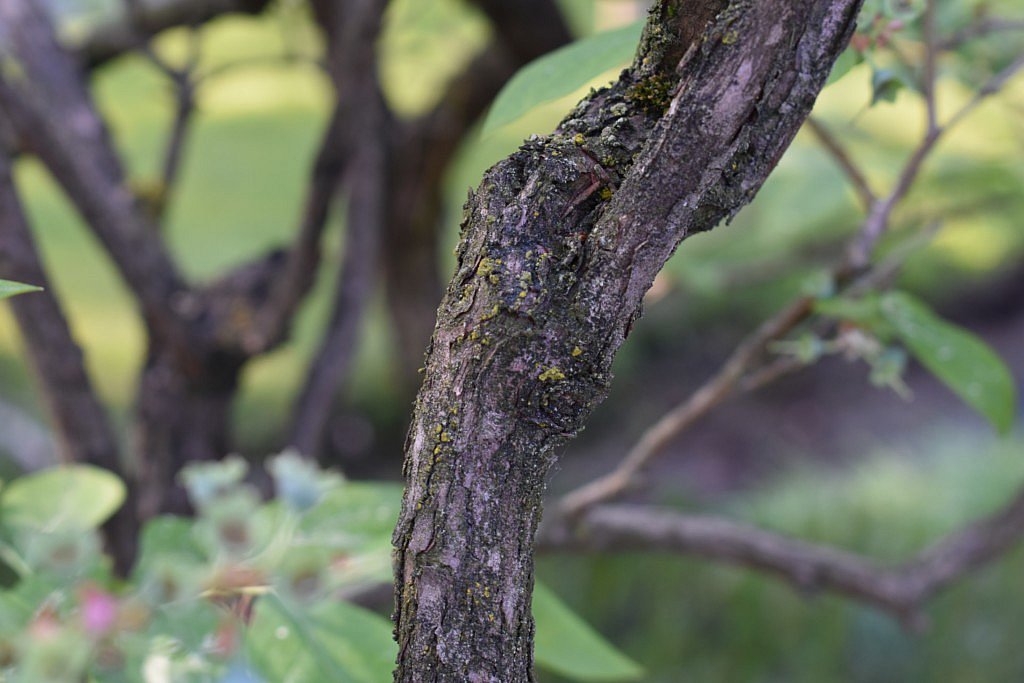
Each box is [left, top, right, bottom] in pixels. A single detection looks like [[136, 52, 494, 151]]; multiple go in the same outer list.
[[392, 0, 862, 679], [381, 0, 574, 392]]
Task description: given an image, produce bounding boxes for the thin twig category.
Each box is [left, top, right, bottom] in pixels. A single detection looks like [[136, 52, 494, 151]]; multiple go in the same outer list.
[[560, 45, 1024, 516], [946, 52, 1024, 129], [159, 32, 201, 213], [806, 116, 877, 208], [923, 0, 939, 134], [941, 17, 1024, 51], [559, 296, 813, 515], [848, 49, 1024, 268]]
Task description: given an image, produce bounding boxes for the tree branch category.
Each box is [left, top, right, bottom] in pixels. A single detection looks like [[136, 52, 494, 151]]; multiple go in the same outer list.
[[288, 130, 385, 455], [0, 0, 190, 350], [274, 0, 388, 458], [0, 153, 122, 476], [940, 16, 1024, 51], [80, 0, 272, 68], [805, 116, 876, 208], [0, 148, 138, 571], [541, 487, 1024, 627]]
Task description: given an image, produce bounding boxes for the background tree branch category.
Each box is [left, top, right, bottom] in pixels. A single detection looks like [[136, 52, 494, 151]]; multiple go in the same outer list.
[[0, 147, 138, 571], [541, 486, 1024, 629], [80, 0, 272, 68]]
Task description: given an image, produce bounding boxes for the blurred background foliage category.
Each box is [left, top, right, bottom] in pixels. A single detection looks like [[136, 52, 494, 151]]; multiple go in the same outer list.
[[1, 0, 1023, 680]]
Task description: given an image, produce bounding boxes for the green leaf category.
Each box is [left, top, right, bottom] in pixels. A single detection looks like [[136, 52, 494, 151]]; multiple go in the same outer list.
[[0, 465, 126, 532], [870, 67, 905, 105], [482, 20, 644, 135], [300, 482, 403, 542], [880, 291, 1017, 433], [826, 47, 862, 87], [813, 293, 892, 335], [0, 279, 42, 300], [534, 582, 644, 682], [246, 594, 396, 683], [268, 450, 342, 512], [132, 516, 205, 580], [298, 482, 403, 587]]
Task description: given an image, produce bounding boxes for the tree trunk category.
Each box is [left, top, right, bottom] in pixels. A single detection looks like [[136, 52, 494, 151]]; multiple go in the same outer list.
[[392, 0, 862, 679], [134, 346, 244, 517]]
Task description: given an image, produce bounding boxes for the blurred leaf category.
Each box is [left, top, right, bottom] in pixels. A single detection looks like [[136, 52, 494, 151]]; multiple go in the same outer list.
[[882, 0, 924, 22], [534, 581, 644, 681], [771, 332, 827, 364], [268, 450, 342, 512], [880, 291, 1017, 433], [868, 346, 911, 398], [0, 575, 58, 631], [859, 0, 884, 19], [246, 595, 395, 683], [16, 528, 101, 577], [0, 279, 42, 301], [132, 516, 205, 584], [179, 456, 249, 509], [870, 67, 905, 105], [219, 661, 267, 683], [300, 482, 403, 543], [0, 465, 125, 532], [482, 20, 644, 135], [826, 47, 862, 86], [813, 294, 892, 335], [298, 483, 403, 587]]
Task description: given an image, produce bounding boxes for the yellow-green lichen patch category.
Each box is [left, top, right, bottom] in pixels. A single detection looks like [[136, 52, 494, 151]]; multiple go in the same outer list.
[[538, 367, 566, 382], [476, 257, 501, 277], [626, 73, 675, 114], [480, 304, 500, 322], [571, 346, 583, 357]]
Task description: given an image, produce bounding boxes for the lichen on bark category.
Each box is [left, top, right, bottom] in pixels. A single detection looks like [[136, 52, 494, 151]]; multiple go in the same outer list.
[[392, 0, 861, 680]]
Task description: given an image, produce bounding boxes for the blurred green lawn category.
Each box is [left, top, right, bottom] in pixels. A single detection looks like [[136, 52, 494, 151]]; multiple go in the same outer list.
[[0, 0, 1021, 451]]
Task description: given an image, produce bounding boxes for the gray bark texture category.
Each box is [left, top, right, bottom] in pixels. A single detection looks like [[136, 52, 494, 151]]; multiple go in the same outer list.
[[392, 0, 862, 680]]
